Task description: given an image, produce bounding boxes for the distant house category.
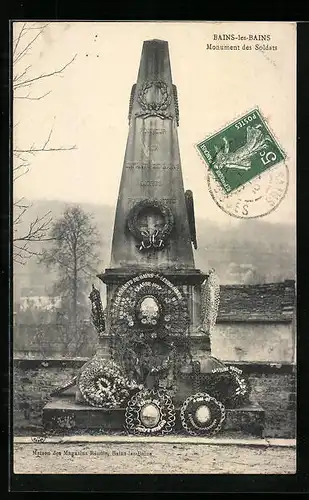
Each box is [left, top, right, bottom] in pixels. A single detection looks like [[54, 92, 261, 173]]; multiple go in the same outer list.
[[19, 295, 62, 312], [225, 263, 265, 285], [211, 279, 296, 363]]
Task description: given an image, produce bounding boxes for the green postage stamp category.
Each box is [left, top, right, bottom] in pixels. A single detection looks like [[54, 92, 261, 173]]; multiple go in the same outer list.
[[196, 108, 286, 194]]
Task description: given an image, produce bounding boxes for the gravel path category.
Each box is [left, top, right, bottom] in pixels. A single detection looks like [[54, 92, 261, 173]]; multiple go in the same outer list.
[[14, 442, 296, 474]]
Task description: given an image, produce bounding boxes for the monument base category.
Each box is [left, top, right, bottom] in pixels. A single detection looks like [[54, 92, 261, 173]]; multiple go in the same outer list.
[[43, 396, 265, 438]]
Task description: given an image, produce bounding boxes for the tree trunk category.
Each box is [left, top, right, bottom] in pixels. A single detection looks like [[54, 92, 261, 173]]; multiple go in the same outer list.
[[73, 239, 77, 338]]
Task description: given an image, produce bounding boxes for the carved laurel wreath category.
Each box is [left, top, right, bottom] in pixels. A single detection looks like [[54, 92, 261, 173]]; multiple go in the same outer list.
[[136, 81, 173, 120], [127, 199, 174, 251]]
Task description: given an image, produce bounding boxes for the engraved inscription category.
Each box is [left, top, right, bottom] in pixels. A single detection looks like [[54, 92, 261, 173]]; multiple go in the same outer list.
[[141, 128, 166, 135], [128, 197, 177, 205], [125, 162, 180, 170], [140, 180, 162, 186]]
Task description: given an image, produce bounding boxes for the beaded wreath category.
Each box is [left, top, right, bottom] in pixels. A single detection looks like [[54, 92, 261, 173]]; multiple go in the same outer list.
[[125, 388, 176, 435], [127, 199, 174, 251], [180, 392, 226, 436]]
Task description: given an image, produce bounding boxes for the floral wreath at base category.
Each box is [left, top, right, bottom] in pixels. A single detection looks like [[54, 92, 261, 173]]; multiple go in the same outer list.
[[112, 335, 178, 380], [110, 274, 190, 343], [125, 388, 176, 435], [77, 358, 142, 409], [127, 199, 174, 251], [209, 365, 250, 408], [180, 392, 226, 436]]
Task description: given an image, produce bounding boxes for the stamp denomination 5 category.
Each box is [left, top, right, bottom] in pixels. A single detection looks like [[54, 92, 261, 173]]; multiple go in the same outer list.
[[196, 108, 286, 195], [196, 108, 289, 218]]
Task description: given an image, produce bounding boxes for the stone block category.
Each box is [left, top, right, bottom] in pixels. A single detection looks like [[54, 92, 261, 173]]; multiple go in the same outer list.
[[43, 397, 265, 437]]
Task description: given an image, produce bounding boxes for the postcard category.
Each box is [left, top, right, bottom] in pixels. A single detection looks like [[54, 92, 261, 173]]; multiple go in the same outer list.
[[12, 21, 296, 476]]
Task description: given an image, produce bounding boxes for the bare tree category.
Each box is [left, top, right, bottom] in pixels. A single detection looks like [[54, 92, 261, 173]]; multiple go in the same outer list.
[[39, 205, 101, 353], [13, 22, 77, 264]]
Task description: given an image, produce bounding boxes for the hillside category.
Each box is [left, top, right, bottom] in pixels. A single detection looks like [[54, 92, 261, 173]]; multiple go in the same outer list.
[[13, 198, 296, 302]]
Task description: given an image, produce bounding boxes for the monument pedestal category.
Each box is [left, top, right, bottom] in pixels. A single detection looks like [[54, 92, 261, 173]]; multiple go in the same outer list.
[[43, 396, 265, 438], [100, 267, 209, 341]]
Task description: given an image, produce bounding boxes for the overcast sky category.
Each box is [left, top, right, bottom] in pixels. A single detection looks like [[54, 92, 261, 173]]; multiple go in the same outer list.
[[13, 21, 296, 226]]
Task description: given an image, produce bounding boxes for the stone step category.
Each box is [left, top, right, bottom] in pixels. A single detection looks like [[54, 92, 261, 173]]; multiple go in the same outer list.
[[43, 397, 265, 437]]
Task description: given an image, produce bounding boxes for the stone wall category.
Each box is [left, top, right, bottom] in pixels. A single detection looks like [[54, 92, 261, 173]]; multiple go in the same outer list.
[[211, 322, 295, 363], [217, 280, 295, 322], [248, 369, 296, 438], [13, 360, 79, 432], [13, 359, 296, 438], [14, 324, 97, 359]]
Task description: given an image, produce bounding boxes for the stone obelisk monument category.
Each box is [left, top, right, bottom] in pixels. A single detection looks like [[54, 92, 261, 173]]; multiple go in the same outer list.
[[110, 39, 194, 269], [99, 39, 207, 356], [43, 41, 260, 437]]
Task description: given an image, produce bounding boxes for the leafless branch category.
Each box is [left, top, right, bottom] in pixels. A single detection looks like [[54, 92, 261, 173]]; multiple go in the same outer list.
[[14, 23, 49, 64], [13, 163, 30, 181], [14, 243, 41, 256], [14, 54, 77, 90], [14, 141, 76, 154], [13, 22, 77, 264], [14, 200, 28, 225], [13, 23, 27, 56], [13, 252, 27, 265], [14, 125, 76, 156], [15, 90, 52, 100], [13, 65, 32, 83], [14, 196, 27, 207], [42, 128, 53, 149], [14, 211, 53, 243], [13, 151, 28, 161], [13, 207, 56, 265], [13, 241, 43, 266], [14, 145, 76, 153], [13, 23, 48, 55]]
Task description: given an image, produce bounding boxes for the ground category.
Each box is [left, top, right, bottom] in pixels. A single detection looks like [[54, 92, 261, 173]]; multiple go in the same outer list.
[[14, 442, 296, 474]]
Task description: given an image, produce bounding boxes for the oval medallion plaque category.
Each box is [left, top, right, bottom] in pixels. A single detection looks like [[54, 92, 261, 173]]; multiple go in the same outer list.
[[137, 295, 161, 327], [140, 403, 161, 428], [180, 392, 226, 436], [125, 388, 176, 435]]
